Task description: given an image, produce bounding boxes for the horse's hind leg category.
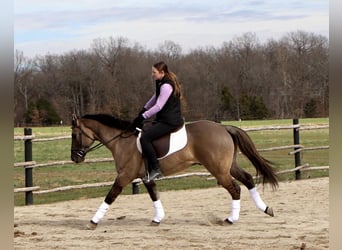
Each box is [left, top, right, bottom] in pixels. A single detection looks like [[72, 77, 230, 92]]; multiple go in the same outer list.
[[143, 180, 165, 225], [216, 173, 241, 224], [230, 162, 274, 217]]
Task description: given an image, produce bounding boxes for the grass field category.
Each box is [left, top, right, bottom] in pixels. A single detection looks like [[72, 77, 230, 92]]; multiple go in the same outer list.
[[14, 118, 329, 206]]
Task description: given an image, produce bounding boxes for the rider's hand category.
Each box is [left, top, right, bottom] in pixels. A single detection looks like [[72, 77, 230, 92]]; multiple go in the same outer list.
[[132, 114, 144, 130]]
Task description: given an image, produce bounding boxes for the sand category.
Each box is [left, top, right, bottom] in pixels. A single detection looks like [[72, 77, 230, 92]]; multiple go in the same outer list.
[[14, 177, 329, 249]]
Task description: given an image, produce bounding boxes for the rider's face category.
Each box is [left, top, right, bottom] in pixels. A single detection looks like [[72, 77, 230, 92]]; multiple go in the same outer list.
[[152, 67, 165, 81]]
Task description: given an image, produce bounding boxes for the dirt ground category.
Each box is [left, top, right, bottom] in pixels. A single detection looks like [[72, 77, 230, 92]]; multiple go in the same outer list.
[[14, 177, 329, 250]]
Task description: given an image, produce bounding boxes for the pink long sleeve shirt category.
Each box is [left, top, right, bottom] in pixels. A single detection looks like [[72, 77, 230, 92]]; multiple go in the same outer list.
[[142, 83, 173, 119]]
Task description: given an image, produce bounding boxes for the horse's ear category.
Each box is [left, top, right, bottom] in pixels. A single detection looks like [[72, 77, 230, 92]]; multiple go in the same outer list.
[[72, 113, 79, 127]]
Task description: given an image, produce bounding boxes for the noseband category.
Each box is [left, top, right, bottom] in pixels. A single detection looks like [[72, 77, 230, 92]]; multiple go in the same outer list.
[[72, 126, 97, 158]]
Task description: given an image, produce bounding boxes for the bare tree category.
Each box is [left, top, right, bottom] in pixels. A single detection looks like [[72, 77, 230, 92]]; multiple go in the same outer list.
[[14, 32, 329, 125], [156, 40, 183, 64], [14, 50, 35, 124], [90, 37, 129, 116]]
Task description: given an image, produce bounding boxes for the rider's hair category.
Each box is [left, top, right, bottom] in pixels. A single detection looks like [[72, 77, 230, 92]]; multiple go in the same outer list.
[[153, 61, 181, 97], [153, 61, 187, 113]]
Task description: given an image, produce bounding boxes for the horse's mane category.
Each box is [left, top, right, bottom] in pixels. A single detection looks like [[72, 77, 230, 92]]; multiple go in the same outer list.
[[81, 114, 132, 130]]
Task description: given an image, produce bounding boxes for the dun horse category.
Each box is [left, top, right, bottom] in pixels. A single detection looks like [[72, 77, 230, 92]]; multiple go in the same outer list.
[[70, 114, 278, 230]]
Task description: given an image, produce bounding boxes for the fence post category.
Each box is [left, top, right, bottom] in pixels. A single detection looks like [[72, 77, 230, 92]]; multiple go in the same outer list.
[[293, 119, 301, 180], [24, 128, 34, 205], [132, 182, 139, 194]]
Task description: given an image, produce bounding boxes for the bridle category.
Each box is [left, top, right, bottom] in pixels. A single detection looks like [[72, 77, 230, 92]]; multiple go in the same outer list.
[[72, 123, 134, 158], [72, 126, 95, 158]]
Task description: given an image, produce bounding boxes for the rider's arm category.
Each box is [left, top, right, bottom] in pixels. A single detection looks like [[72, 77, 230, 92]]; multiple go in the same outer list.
[[144, 94, 156, 110], [142, 83, 173, 119]]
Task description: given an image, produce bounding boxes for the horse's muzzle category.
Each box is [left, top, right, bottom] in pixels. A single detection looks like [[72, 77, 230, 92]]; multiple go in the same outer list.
[[71, 150, 86, 163]]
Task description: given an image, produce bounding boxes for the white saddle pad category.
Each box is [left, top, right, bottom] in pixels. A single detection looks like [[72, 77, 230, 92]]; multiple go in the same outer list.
[[136, 124, 188, 159]]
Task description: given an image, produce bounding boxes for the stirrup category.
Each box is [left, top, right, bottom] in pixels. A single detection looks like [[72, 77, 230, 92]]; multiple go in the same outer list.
[[143, 169, 162, 182], [149, 169, 163, 180], [142, 173, 150, 182]]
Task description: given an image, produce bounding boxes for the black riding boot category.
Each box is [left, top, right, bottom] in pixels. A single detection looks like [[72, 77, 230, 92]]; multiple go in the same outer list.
[[149, 161, 163, 180], [143, 161, 163, 182]]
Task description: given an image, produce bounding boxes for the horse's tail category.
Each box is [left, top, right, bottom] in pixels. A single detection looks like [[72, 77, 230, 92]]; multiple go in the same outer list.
[[226, 125, 279, 190]]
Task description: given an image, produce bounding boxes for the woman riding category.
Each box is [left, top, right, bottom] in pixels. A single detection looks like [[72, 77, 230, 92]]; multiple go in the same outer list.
[[132, 61, 184, 181]]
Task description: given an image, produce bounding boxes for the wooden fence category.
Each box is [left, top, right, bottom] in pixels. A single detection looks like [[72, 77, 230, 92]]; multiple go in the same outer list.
[[14, 119, 329, 205]]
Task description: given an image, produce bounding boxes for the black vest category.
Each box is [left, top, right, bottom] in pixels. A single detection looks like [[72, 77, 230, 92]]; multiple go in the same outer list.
[[155, 76, 183, 126]]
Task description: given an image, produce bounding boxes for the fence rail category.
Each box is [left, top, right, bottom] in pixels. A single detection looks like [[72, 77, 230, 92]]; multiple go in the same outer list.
[[14, 119, 329, 205]]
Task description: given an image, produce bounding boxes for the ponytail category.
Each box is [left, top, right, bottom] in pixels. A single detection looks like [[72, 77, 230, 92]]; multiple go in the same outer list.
[[166, 71, 187, 114], [167, 71, 181, 97]]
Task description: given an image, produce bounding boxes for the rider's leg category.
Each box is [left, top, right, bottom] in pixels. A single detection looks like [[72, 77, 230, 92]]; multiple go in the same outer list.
[[140, 122, 175, 181]]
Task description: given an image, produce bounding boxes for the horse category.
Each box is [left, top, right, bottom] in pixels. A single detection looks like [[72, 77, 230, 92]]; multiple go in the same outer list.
[[70, 113, 278, 230]]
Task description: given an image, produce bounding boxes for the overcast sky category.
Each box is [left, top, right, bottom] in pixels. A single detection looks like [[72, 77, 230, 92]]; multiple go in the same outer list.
[[14, 0, 329, 58]]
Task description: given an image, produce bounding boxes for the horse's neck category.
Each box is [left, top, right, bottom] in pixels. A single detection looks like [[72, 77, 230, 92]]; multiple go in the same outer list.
[[94, 124, 121, 144]]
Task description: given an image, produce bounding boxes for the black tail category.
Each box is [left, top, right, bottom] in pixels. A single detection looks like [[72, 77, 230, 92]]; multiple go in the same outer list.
[[226, 125, 278, 190]]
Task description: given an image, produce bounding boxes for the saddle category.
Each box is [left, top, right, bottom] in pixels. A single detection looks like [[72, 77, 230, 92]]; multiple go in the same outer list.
[[136, 123, 188, 159]]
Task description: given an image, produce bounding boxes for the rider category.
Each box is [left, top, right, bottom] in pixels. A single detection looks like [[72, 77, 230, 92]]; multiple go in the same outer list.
[[132, 61, 184, 181]]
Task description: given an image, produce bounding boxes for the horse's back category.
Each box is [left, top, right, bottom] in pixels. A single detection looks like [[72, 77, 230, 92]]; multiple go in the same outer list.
[[185, 120, 234, 151], [186, 120, 226, 135]]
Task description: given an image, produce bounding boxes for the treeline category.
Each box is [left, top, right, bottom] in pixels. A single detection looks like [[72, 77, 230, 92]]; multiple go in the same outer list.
[[14, 30, 328, 126]]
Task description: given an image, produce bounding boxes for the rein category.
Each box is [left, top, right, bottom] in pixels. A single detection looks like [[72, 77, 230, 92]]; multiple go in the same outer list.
[[87, 131, 133, 153], [74, 126, 135, 157]]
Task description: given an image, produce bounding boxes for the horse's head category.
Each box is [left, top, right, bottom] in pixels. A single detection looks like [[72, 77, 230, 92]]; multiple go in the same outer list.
[[71, 114, 95, 163]]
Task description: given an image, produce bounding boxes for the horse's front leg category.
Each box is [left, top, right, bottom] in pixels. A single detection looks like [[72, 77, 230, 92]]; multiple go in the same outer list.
[[143, 180, 165, 225], [86, 177, 125, 230]]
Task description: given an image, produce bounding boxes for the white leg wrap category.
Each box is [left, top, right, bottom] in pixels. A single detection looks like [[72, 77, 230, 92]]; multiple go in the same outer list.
[[228, 199, 240, 223], [153, 200, 165, 223], [91, 201, 110, 224], [249, 187, 267, 212]]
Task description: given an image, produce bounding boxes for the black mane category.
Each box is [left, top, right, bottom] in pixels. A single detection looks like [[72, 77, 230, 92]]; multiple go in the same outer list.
[[82, 114, 132, 130]]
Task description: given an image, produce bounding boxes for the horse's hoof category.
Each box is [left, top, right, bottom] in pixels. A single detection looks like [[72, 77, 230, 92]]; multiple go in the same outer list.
[[150, 220, 160, 226], [219, 218, 233, 226], [86, 220, 98, 230], [265, 206, 274, 217]]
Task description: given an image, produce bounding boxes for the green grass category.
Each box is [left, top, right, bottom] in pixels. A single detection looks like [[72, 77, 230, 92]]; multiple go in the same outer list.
[[14, 118, 329, 206]]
